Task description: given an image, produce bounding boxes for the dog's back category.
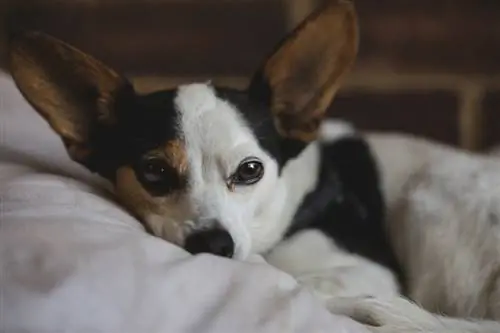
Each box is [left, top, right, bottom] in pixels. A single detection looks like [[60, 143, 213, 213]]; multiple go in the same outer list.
[[367, 132, 500, 318]]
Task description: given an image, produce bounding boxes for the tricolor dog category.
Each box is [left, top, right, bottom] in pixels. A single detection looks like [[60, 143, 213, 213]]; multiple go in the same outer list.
[[8, 0, 500, 332]]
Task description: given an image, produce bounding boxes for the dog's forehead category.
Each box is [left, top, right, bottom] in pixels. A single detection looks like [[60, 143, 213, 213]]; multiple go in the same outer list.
[[132, 84, 257, 148], [174, 83, 256, 149], [123, 82, 281, 177]]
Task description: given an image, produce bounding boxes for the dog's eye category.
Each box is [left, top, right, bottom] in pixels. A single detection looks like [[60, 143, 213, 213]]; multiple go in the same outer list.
[[140, 157, 170, 183], [232, 158, 264, 186], [136, 157, 186, 195]]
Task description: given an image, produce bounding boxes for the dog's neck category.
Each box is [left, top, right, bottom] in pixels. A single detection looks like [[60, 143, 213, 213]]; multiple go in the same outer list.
[[285, 154, 342, 237], [250, 122, 357, 255], [281, 142, 323, 225], [249, 142, 322, 254], [278, 121, 355, 241]]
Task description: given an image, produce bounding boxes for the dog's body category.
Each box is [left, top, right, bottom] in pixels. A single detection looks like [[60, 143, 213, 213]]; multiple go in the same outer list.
[[7, 0, 500, 332], [269, 126, 500, 332]]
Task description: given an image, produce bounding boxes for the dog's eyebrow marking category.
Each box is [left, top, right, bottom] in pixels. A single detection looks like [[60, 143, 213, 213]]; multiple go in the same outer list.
[[164, 140, 188, 175], [115, 166, 164, 215]]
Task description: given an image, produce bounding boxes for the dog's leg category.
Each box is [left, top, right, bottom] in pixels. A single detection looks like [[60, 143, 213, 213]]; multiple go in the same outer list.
[[326, 296, 500, 333]]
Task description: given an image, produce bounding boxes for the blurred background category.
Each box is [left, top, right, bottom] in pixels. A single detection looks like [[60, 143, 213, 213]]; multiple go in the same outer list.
[[1, 0, 499, 152]]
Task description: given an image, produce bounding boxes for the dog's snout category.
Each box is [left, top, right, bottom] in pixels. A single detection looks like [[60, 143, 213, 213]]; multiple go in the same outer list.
[[184, 228, 235, 258]]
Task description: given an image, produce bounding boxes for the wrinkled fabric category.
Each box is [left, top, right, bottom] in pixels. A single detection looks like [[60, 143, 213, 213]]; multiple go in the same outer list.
[[0, 72, 368, 333]]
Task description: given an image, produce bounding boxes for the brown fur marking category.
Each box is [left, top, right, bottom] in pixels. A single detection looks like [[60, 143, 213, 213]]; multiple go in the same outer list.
[[163, 140, 188, 176], [263, 0, 359, 142], [8, 31, 130, 163], [114, 166, 192, 242]]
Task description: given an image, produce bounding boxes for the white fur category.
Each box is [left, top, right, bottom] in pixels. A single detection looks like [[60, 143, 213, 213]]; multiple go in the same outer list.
[[266, 229, 399, 301], [319, 118, 355, 141], [307, 128, 500, 332], [367, 132, 500, 318], [262, 119, 500, 332], [326, 295, 500, 333], [254, 142, 320, 253], [172, 83, 321, 259]]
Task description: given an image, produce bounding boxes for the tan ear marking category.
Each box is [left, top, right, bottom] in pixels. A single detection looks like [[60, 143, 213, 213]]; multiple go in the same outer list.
[[8, 31, 132, 165], [250, 0, 359, 142]]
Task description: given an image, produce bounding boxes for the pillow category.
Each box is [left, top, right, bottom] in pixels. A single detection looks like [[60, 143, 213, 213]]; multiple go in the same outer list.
[[0, 72, 368, 333]]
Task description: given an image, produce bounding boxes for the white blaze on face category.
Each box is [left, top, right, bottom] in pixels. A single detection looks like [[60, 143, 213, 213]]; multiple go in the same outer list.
[[173, 83, 321, 259], [173, 83, 277, 258]]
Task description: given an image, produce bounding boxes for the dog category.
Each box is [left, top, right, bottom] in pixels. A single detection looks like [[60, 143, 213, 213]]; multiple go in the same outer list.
[[7, 0, 500, 332]]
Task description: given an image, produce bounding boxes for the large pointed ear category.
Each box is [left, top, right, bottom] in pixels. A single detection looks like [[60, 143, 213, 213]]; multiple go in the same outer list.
[[248, 0, 358, 143], [8, 30, 133, 164]]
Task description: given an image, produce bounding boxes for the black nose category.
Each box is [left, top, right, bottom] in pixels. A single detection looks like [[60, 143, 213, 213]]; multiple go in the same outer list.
[[184, 228, 235, 258]]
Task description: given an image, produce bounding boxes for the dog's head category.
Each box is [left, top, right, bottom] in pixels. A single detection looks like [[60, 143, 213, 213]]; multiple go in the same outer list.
[[8, 0, 358, 259]]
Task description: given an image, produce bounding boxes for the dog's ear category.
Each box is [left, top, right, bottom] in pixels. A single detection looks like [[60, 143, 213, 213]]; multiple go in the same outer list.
[[8, 31, 133, 164], [249, 0, 358, 143]]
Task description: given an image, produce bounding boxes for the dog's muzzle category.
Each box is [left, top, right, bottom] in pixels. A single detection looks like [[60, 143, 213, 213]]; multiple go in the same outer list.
[[184, 227, 235, 258]]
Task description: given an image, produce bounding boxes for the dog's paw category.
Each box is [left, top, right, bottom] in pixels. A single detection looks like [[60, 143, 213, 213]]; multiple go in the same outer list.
[[325, 296, 444, 333]]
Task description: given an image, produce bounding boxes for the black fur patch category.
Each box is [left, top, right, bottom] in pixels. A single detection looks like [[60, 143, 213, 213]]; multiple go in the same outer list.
[[89, 89, 184, 194], [217, 88, 308, 170], [286, 136, 406, 291]]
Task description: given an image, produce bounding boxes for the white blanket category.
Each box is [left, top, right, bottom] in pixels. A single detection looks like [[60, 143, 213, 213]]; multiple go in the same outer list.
[[0, 72, 368, 333]]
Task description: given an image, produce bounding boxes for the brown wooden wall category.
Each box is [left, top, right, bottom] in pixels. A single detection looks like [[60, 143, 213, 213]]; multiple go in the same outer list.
[[2, 0, 500, 151]]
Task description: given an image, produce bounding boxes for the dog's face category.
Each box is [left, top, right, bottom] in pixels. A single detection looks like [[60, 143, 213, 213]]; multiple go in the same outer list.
[[8, 0, 358, 259]]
